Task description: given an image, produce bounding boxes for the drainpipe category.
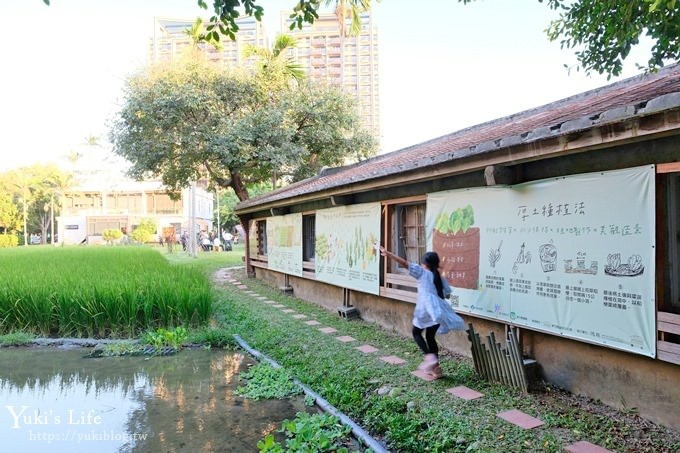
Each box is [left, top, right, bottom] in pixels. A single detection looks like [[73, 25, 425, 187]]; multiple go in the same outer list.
[[233, 334, 389, 453]]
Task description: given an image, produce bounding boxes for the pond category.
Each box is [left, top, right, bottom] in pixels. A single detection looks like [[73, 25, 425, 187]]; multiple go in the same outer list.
[[0, 347, 311, 452]]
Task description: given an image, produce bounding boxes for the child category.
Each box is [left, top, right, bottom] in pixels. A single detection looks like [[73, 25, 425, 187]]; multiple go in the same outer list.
[[379, 247, 457, 378]]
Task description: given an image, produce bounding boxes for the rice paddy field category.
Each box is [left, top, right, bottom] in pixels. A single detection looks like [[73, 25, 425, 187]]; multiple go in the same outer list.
[[0, 246, 213, 338]]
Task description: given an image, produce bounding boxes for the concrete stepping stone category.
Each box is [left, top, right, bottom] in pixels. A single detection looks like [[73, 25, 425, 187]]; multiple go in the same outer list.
[[304, 320, 321, 326], [446, 386, 484, 400], [335, 335, 356, 343], [272, 304, 285, 308], [232, 281, 242, 285], [282, 309, 296, 313], [256, 296, 267, 300], [496, 409, 544, 429], [318, 327, 338, 334], [263, 300, 275, 304], [411, 370, 438, 381], [380, 355, 406, 365], [292, 314, 307, 319], [356, 345, 378, 354], [564, 441, 614, 453], [237, 285, 248, 289]]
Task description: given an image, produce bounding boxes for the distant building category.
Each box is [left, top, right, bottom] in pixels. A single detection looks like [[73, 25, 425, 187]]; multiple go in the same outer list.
[[56, 150, 213, 245], [148, 16, 267, 70], [281, 10, 380, 141], [148, 12, 380, 141]]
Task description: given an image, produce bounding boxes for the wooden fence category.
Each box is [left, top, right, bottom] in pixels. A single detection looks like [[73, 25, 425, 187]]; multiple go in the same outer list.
[[467, 323, 529, 393]]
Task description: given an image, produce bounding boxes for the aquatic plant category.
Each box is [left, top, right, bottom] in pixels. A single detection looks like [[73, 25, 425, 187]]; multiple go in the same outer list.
[[257, 413, 354, 453], [0, 247, 212, 337], [235, 363, 301, 400]]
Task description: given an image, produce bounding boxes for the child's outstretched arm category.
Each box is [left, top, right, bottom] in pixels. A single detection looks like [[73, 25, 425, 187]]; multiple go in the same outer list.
[[379, 245, 408, 267]]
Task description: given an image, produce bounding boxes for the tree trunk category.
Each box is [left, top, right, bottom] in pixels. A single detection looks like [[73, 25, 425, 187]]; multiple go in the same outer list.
[[229, 171, 250, 201]]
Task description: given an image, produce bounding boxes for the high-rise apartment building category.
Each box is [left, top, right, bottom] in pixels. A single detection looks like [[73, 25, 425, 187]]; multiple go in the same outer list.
[[281, 11, 380, 140], [149, 17, 267, 70], [148, 12, 379, 141]]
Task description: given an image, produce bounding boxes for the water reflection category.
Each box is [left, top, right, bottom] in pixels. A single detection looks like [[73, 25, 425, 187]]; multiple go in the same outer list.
[[0, 348, 311, 452]]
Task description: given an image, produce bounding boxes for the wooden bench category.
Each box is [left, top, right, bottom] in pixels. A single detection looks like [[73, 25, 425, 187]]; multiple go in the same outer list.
[[658, 311, 680, 365]]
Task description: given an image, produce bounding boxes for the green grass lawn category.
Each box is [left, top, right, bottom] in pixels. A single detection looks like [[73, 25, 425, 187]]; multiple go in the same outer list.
[[209, 267, 680, 453]]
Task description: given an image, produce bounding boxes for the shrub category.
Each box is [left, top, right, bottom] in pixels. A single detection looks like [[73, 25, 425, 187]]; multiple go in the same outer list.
[[102, 228, 123, 245], [0, 234, 18, 248]]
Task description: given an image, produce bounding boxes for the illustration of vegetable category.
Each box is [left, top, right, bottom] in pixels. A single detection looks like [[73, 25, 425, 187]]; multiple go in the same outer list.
[[605, 253, 645, 277], [435, 204, 475, 234], [432, 204, 480, 290], [316, 234, 330, 261], [488, 240, 502, 268], [344, 226, 378, 269]]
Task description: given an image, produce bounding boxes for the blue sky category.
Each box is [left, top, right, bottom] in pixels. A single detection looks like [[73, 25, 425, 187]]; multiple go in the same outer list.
[[0, 0, 650, 170]]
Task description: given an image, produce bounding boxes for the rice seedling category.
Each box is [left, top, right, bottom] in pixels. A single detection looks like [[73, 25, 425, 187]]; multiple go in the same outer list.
[[0, 247, 212, 338]]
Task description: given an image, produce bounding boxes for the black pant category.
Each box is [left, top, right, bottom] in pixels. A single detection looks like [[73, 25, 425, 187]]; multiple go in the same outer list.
[[412, 324, 440, 356]]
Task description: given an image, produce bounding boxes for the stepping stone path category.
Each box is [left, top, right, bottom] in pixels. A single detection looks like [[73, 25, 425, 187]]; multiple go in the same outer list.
[[380, 355, 406, 365], [446, 386, 484, 401], [564, 441, 614, 453], [411, 370, 438, 381], [223, 271, 612, 453], [356, 345, 378, 354], [496, 409, 544, 429]]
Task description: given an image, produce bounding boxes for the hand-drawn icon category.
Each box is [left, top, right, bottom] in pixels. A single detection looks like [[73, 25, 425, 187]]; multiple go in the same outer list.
[[488, 240, 502, 268], [512, 242, 531, 274], [538, 240, 557, 272], [564, 251, 598, 275], [604, 253, 644, 277]]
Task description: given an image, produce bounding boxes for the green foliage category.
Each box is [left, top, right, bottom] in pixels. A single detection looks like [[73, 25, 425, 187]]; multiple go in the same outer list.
[[188, 326, 235, 348], [0, 331, 35, 346], [141, 326, 189, 349], [111, 60, 375, 202], [0, 234, 18, 248], [0, 247, 212, 337], [258, 412, 354, 453], [102, 228, 123, 245], [544, 0, 679, 77], [235, 363, 302, 400], [244, 34, 305, 93], [100, 341, 143, 356], [131, 218, 157, 243], [0, 192, 20, 234]]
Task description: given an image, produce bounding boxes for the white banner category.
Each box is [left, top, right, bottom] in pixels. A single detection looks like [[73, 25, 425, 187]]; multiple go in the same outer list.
[[315, 203, 381, 295], [427, 166, 656, 357], [266, 213, 303, 276]]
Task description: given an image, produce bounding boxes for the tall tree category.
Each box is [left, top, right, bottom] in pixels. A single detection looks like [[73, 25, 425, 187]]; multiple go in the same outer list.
[[0, 192, 21, 235], [543, 0, 679, 77], [110, 62, 375, 201], [243, 34, 305, 91]]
